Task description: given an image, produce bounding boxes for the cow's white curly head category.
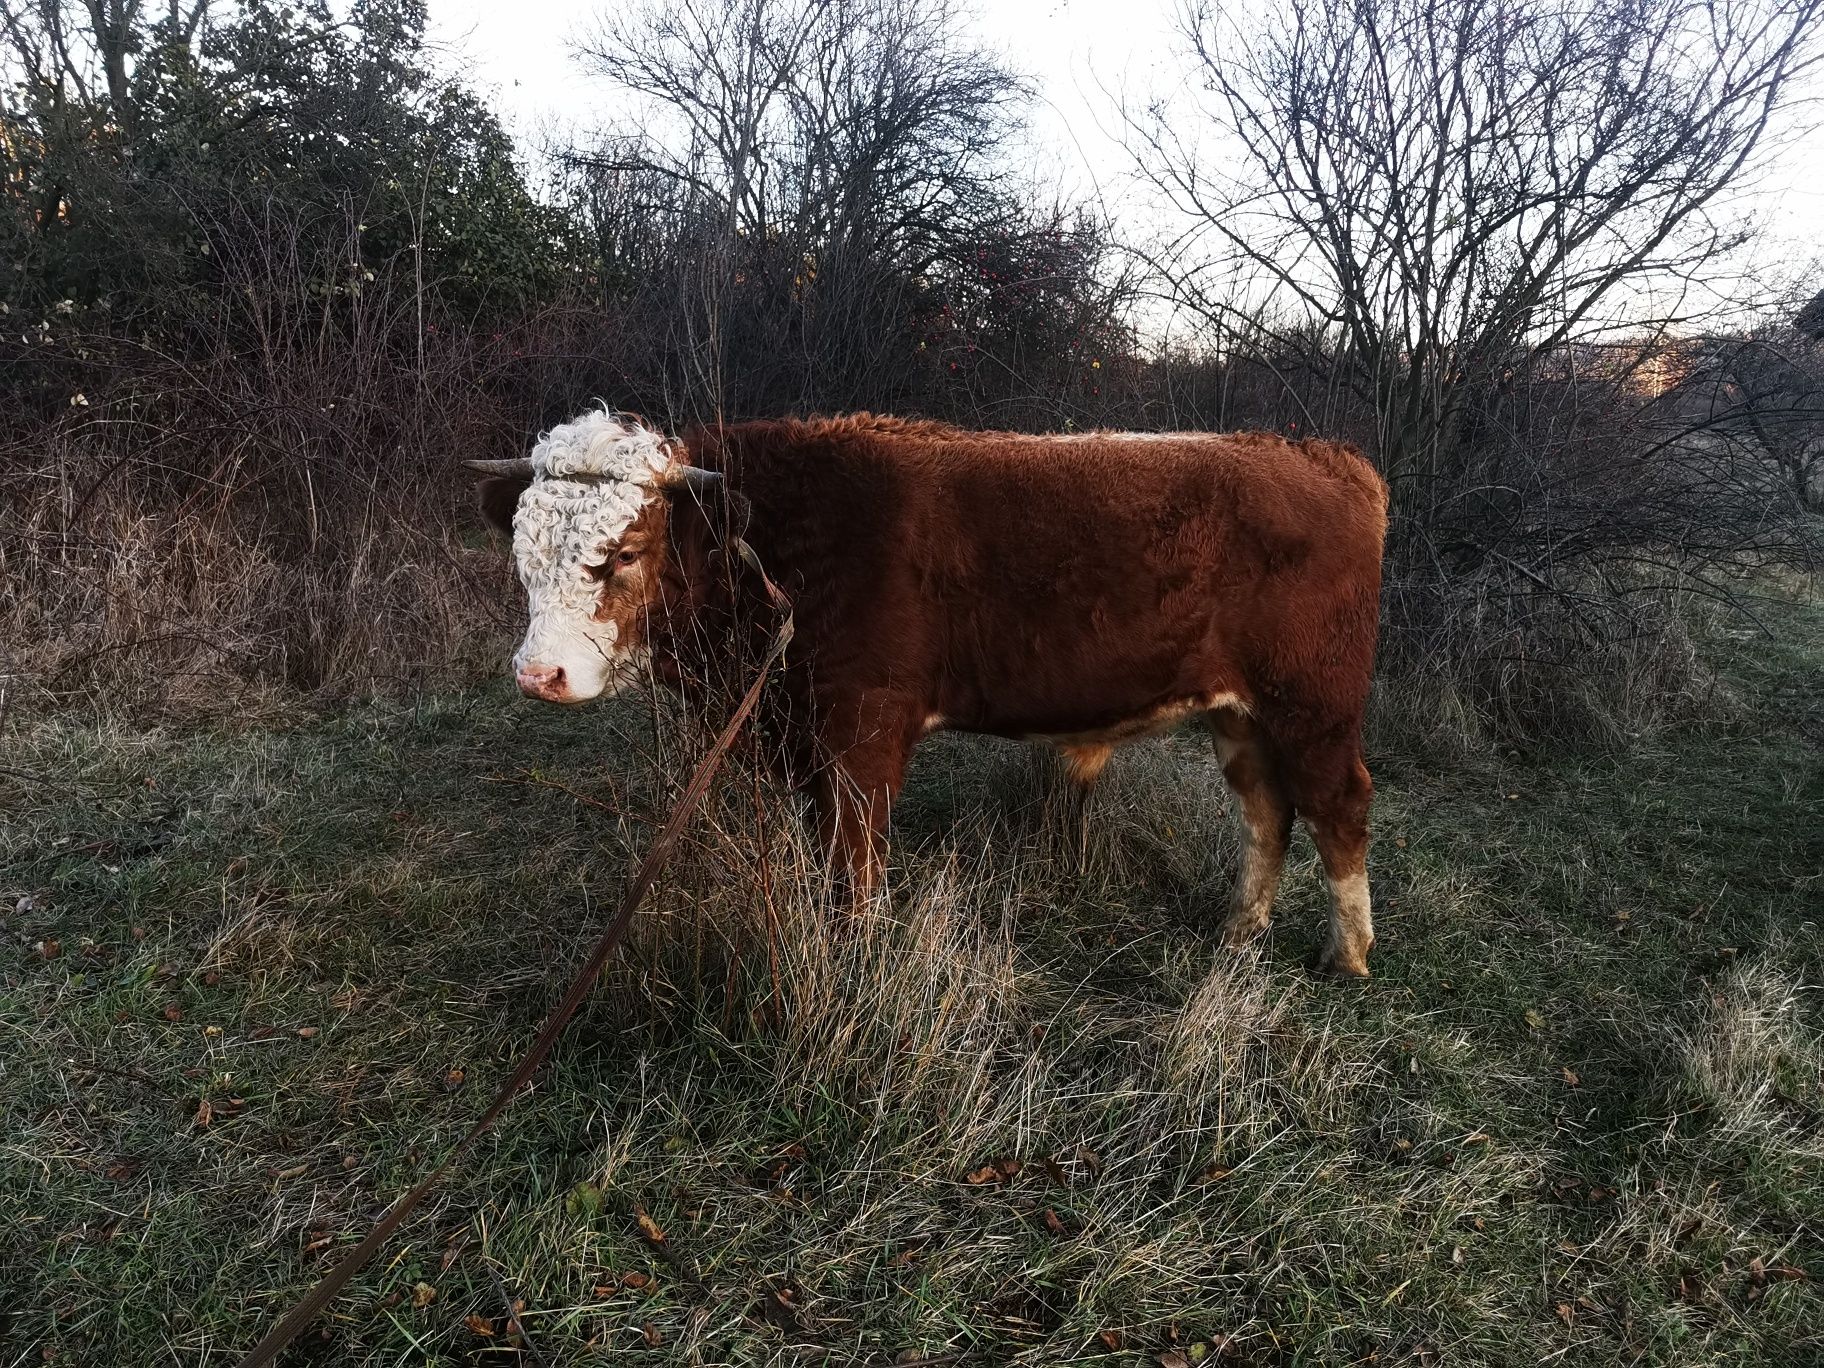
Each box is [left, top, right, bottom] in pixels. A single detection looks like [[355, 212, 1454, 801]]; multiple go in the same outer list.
[[489, 408, 680, 703]]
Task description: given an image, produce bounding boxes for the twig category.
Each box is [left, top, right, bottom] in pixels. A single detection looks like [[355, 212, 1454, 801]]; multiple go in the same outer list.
[[483, 1259, 552, 1368]]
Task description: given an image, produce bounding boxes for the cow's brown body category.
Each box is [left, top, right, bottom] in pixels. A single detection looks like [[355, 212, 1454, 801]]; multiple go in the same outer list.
[[479, 413, 1388, 975]]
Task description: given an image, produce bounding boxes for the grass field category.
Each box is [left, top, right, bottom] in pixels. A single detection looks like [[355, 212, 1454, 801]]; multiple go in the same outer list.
[[3, 592, 1819, 1367]]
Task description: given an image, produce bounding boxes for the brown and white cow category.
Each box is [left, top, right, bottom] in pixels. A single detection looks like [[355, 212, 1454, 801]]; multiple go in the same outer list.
[[468, 408, 1388, 975]]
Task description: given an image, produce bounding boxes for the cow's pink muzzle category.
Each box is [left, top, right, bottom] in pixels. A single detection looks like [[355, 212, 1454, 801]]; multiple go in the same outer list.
[[515, 663, 575, 703]]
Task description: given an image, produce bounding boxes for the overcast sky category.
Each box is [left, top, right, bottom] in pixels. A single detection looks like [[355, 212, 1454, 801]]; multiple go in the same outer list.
[[427, 0, 1824, 291], [426, 0, 1162, 198]]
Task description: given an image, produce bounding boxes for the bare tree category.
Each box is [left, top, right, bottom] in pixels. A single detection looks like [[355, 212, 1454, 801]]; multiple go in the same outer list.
[[1128, 0, 1824, 495], [571, 0, 1031, 417]]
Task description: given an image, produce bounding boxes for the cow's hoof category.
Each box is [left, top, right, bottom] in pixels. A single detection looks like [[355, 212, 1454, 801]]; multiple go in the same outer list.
[[1219, 909, 1271, 949], [1312, 942, 1373, 979]]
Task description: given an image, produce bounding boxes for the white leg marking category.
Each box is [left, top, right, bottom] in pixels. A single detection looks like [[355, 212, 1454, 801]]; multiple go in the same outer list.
[[1318, 868, 1374, 977]]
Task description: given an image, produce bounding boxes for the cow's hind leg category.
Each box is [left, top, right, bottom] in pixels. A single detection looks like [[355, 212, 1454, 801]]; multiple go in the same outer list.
[[1208, 709, 1293, 948], [1279, 738, 1375, 978]]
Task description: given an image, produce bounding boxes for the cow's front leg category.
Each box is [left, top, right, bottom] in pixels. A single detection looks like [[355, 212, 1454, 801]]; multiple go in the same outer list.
[[809, 765, 894, 900], [808, 693, 919, 902]]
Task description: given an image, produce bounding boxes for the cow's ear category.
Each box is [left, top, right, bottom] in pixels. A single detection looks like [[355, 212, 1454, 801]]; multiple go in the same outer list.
[[475, 476, 529, 536]]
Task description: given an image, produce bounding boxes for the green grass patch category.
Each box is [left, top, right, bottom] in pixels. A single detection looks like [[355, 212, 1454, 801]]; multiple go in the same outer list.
[[2, 595, 1819, 1366]]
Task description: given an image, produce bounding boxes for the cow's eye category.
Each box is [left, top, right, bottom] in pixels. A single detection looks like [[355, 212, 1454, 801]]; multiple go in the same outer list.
[[586, 550, 639, 583]]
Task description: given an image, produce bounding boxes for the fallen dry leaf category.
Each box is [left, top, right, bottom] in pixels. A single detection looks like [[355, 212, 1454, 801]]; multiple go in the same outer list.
[[756, 1280, 805, 1332], [635, 1209, 667, 1246], [1042, 1208, 1067, 1235], [1560, 1065, 1581, 1087], [750, 1142, 807, 1187], [193, 1098, 213, 1129], [621, 1271, 651, 1290], [1523, 1008, 1546, 1031], [1098, 1328, 1123, 1351], [411, 1281, 437, 1309], [464, 1314, 495, 1337], [965, 1156, 1022, 1186], [641, 1321, 663, 1347], [294, 1026, 319, 1039], [442, 1067, 465, 1092], [37, 940, 61, 959], [162, 1003, 183, 1022]]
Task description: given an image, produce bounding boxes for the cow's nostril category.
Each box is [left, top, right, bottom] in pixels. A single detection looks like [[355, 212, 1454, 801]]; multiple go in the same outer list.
[[516, 664, 567, 698]]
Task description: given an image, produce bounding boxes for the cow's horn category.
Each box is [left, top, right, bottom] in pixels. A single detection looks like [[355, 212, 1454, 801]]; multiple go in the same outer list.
[[671, 465, 723, 497], [462, 457, 534, 477]]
